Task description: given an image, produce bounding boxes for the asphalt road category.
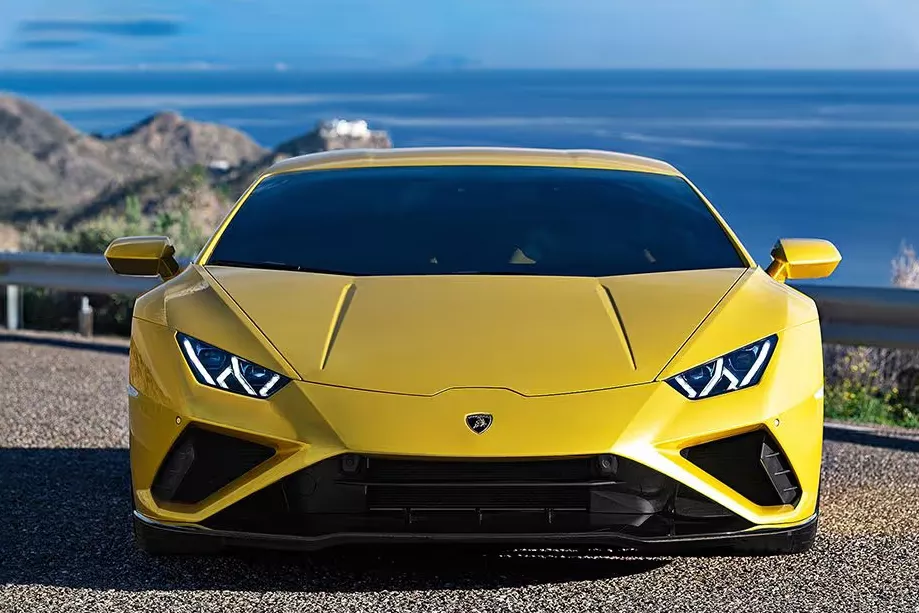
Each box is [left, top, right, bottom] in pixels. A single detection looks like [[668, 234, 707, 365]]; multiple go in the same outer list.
[[2, 331, 918, 612]]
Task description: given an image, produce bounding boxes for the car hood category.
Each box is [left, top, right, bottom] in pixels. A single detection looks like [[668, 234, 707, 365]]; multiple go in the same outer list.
[[206, 267, 746, 396]]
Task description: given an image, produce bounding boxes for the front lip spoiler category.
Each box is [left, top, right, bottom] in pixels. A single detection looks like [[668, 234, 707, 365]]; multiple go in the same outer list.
[[134, 510, 818, 554]]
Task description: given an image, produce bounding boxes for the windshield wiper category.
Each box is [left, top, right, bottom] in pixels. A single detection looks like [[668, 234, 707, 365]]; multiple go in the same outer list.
[[207, 258, 343, 275]]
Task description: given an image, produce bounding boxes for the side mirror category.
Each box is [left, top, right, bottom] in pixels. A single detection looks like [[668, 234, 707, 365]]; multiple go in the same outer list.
[[766, 238, 841, 282], [104, 236, 181, 281]]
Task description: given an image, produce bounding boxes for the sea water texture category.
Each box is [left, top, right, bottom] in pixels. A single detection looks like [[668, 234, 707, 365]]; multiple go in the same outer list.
[[3, 69, 919, 287]]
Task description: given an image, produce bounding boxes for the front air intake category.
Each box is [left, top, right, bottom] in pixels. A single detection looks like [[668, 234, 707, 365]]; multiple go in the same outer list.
[[363, 456, 601, 510], [681, 429, 801, 506], [151, 425, 275, 504], [202, 453, 752, 537]]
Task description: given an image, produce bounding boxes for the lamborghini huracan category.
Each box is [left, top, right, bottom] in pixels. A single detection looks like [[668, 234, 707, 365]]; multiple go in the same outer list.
[[105, 147, 841, 556]]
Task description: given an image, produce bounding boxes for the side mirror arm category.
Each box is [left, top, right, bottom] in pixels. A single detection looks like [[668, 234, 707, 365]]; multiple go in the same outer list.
[[156, 244, 181, 281], [765, 250, 789, 283]]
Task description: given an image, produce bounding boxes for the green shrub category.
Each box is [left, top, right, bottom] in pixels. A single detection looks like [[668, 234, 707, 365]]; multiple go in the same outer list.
[[22, 196, 205, 258], [16, 195, 207, 335], [825, 380, 919, 428]]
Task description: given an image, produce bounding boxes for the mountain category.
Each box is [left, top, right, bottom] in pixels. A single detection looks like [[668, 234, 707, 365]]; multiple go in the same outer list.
[[106, 111, 267, 170], [0, 96, 267, 222], [0, 98, 395, 236]]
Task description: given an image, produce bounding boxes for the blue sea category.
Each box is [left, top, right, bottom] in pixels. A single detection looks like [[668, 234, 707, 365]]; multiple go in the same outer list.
[[3, 69, 919, 287]]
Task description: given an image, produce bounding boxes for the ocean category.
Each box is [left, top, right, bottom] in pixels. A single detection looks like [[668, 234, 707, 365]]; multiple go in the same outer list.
[[2, 69, 918, 287]]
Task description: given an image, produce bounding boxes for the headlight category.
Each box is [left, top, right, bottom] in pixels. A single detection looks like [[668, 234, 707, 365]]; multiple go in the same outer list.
[[177, 333, 290, 398], [666, 335, 777, 400]]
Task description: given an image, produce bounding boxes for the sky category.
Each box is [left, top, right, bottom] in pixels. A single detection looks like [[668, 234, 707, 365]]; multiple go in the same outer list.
[[2, 0, 919, 70]]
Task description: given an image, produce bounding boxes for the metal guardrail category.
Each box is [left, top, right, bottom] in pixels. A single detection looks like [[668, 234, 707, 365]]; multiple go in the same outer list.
[[2, 251, 919, 347], [0, 252, 161, 296], [0, 252, 186, 332], [794, 284, 919, 350]]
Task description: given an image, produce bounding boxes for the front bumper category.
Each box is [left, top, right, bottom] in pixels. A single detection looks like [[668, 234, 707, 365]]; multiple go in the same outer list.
[[128, 318, 825, 545]]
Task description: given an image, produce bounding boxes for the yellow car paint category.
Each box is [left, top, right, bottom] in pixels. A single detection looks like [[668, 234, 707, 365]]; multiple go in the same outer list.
[[111, 147, 839, 548], [105, 235, 181, 279], [127, 312, 823, 527], [765, 238, 842, 282], [204, 265, 746, 396]]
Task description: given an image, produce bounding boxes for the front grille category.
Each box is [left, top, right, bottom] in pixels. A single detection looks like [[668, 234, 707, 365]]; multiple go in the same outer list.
[[202, 453, 751, 538], [151, 426, 275, 504], [367, 484, 590, 510], [365, 457, 598, 483], [356, 455, 606, 510], [682, 429, 801, 506], [360, 456, 613, 510]]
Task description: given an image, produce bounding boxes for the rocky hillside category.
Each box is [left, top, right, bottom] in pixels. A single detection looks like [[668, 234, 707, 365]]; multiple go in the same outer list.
[[75, 118, 393, 231], [106, 111, 267, 171], [0, 96, 268, 222], [0, 97, 396, 229]]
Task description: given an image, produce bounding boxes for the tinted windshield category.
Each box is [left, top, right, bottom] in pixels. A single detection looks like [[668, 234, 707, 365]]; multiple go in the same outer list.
[[208, 165, 745, 277]]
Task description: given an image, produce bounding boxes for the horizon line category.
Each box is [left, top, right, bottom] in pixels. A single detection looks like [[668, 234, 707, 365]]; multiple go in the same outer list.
[[3, 64, 919, 74]]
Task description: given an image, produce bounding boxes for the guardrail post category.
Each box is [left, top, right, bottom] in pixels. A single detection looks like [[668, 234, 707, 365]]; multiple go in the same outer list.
[[6, 284, 20, 331], [78, 295, 94, 338]]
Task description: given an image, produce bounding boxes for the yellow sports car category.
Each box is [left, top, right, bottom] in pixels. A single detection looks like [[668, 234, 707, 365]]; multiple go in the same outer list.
[[105, 147, 841, 556]]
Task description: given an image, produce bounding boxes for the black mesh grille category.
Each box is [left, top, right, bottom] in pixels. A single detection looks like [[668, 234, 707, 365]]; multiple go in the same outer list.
[[367, 484, 589, 510], [361, 456, 601, 510], [681, 430, 801, 506], [365, 457, 598, 483], [151, 426, 275, 504]]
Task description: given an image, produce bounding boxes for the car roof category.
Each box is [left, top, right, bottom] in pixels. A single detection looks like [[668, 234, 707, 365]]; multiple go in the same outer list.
[[264, 146, 682, 177]]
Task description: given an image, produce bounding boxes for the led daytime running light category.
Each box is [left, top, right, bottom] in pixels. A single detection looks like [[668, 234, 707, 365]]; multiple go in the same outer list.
[[666, 335, 777, 400], [177, 333, 290, 399]]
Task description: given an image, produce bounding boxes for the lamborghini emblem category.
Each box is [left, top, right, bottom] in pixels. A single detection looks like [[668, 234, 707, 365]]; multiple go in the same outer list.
[[465, 413, 493, 434]]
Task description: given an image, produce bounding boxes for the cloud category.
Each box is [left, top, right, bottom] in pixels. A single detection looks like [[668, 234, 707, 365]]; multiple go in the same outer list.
[[17, 38, 95, 50], [14, 32, 97, 51], [30, 92, 429, 112], [18, 16, 183, 38]]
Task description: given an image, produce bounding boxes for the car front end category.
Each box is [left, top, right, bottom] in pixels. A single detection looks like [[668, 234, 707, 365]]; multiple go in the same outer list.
[[109, 147, 838, 555]]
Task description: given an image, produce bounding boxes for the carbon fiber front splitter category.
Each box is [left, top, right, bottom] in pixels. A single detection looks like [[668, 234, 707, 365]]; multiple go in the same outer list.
[[133, 509, 818, 556]]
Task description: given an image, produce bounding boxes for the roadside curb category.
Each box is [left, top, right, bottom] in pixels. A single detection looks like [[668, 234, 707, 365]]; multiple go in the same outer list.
[[824, 421, 919, 452], [0, 328, 129, 355]]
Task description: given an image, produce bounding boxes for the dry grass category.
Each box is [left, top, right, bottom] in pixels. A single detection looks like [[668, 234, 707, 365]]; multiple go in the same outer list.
[[0, 222, 20, 251]]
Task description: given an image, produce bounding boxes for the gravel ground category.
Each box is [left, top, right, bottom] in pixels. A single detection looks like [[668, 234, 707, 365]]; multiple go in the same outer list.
[[1, 331, 918, 612]]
